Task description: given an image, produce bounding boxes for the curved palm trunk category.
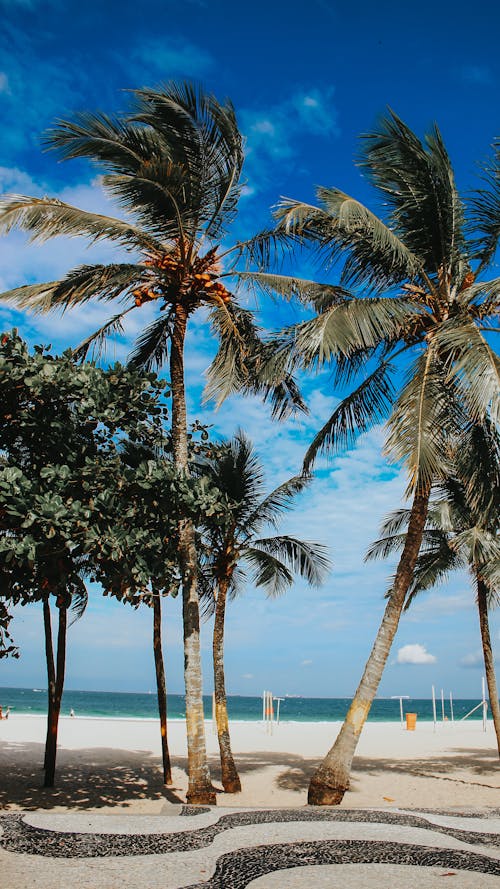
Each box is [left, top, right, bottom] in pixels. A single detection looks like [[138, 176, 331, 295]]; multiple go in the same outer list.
[[477, 577, 500, 758], [44, 602, 67, 787], [153, 591, 173, 784], [213, 578, 241, 792], [170, 303, 215, 805], [308, 487, 430, 805]]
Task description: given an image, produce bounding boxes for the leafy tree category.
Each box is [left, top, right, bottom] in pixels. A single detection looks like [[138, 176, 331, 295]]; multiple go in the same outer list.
[[0, 331, 168, 785], [257, 112, 500, 804], [198, 431, 331, 792], [0, 83, 302, 803], [366, 421, 500, 755]]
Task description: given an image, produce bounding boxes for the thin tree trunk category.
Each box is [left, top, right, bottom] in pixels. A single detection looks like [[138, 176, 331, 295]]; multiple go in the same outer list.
[[43, 597, 55, 771], [213, 579, 241, 793], [153, 591, 172, 785], [170, 303, 215, 805], [308, 487, 430, 805], [44, 602, 67, 787], [477, 576, 500, 758]]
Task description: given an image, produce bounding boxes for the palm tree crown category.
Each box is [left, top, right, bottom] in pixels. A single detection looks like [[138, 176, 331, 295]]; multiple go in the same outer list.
[[265, 112, 499, 490], [199, 431, 331, 598]]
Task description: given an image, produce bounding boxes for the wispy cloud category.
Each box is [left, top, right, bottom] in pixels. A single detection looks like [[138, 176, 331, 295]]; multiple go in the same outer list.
[[459, 65, 493, 85], [397, 643, 437, 665], [130, 37, 214, 79], [240, 86, 339, 194]]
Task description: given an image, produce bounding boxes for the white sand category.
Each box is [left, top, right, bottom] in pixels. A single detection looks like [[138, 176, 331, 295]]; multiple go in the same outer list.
[[1, 714, 499, 811]]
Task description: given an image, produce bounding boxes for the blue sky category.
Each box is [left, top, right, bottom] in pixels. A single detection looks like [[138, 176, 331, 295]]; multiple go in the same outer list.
[[0, 0, 499, 700]]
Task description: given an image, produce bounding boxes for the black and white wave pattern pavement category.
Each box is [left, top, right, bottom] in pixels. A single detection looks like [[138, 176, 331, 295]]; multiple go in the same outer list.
[[1, 806, 499, 887]]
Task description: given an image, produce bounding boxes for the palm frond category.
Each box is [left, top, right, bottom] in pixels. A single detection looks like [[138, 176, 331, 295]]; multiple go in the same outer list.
[[385, 348, 459, 494], [247, 535, 331, 593], [205, 300, 305, 418], [235, 271, 351, 312], [246, 474, 312, 531], [437, 320, 500, 425], [274, 191, 424, 291], [0, 195, 161, 252], [73, 306, 136, 362], [243, 547, 294, 597], [359, 111, 466, 280], [128, 310, 176, 370], [293, 296, 424, 367], [131, 82, 244, 241], [303, 358, 396, 471], [467, 140, 500, 271]]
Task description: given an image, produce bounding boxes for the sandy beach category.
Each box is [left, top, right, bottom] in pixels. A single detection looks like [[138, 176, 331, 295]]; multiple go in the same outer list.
[[1, 715, 498, 812]]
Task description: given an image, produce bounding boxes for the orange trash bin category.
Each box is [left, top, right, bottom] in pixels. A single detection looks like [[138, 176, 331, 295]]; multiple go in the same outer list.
[[406, 712, 417, 731]]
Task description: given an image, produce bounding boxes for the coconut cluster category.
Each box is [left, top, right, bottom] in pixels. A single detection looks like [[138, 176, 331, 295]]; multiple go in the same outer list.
[[132, 249, 232, 308]]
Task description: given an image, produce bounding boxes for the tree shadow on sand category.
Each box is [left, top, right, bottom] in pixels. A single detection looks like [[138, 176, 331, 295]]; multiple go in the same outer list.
[[0, 742, 186, 810], [264, 748, 500, 793]]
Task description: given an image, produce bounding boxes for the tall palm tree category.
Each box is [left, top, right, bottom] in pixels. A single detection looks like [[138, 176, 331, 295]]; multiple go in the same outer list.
[[366, 421, 500, 756], [198, 431, 331, 792], [0, 83, 302, 803], [254, 112, 500, 804]]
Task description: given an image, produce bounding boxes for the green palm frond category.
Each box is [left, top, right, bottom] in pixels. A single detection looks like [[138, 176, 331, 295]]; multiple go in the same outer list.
[[246, 474, 312, 531], [385, 349, 458, 494], [73, 306, 136, 362], [360, 111, 466, 279], [293, 296, 423, 366], [132, 83, 244, 240], [1, 263, 144, 314], [0, 195, 162, 253], [436, 320, 500, 424], [303, 358, 396, 471], [67, 577, 88, 627], [467, 140, 500, 271], [128, 310, 176, 370], [246, 535, 331, 595], [275, 190, 424, 291], [455, 419, 500, 518], [235, 271, 351, 311], [457, 276, 500, 317], [205, 300, 305, 417], [243, 547, 294, 597]]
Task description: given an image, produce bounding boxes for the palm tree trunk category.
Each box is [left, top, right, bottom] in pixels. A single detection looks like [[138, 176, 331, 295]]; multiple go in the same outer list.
[[152, 591, 173, 784], [44, 602, 67, 787], [308, 487, 430, 805], [213, 578, 241, 793], [170, 303, 215, 805], [477, 576, 500, 758], [43, 597, 55, 772]]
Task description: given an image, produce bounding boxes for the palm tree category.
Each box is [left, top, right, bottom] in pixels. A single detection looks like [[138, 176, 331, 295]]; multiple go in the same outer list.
[[0, 83, 302, 803], [198, 431, 331, 793], [255, 112, 500, 804], [366, 421, 500, 756]]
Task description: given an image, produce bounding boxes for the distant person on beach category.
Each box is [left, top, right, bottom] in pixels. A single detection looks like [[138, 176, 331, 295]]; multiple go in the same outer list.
[[0, 706, 9, 720], [70, 708, 75, 718]]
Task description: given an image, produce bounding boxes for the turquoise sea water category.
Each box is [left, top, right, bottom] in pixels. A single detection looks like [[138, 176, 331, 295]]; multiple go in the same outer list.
[[0, 686, 489, 723]]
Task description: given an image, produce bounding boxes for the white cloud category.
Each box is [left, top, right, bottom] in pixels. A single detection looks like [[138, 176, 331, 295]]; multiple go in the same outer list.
[[397, 643, 437, 665], [240, 86, 339, 192], [130, 37, 213, 78], [301, 659, 313, 666], [459, 65, 492, 85], [459, 651, 483, 668], [0, 72, 10, 94], [242, 673, 254, 680]]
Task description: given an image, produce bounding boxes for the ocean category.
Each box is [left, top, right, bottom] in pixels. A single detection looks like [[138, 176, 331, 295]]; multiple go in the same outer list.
[[0, 686, 488, 723]]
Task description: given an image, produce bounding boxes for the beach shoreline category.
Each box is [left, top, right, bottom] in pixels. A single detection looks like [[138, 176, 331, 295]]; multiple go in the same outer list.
[[1, 714, 499, 813]]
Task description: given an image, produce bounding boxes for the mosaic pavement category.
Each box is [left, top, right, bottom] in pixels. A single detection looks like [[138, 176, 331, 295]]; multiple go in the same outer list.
[[0, 806, 499, 888]]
